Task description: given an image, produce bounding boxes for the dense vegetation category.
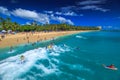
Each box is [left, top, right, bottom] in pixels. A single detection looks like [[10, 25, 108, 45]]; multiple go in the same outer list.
[[0, 17, 101, 32]]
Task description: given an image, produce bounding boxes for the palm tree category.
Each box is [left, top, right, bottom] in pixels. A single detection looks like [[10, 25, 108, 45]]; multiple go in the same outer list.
[[0, 17, 4, 23], [6, 17, 11, 23], [12, 22, 19, 31], [0, 17, 4, 28]]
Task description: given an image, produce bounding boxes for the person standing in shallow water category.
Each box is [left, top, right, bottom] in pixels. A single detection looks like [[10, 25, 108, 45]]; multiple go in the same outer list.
[[28, 40, 30, 43], [10, 46, 13, 52]]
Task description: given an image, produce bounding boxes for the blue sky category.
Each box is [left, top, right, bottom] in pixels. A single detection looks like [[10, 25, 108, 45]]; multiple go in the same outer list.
[[0, 0, 120, 30]]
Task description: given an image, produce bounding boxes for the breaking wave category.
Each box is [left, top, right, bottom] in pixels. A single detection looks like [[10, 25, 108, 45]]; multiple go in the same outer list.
[[76, 35, 87, 39], [0, 45, 70, 80]]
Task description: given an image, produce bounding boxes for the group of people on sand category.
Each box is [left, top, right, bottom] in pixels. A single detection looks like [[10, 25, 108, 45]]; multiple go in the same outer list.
[[24, 32, 45, 44], [9, 32, 44, 51]]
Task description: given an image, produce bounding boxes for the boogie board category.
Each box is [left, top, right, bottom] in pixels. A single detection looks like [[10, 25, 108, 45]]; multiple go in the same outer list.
[[103, 64, 118, 70]]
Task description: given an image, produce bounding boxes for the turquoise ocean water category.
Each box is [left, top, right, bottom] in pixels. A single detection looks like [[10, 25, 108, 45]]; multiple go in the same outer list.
[[0, 31, 120, 80]]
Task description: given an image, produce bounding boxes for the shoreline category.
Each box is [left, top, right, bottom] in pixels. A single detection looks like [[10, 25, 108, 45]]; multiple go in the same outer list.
[[0, 30, 95, 48]]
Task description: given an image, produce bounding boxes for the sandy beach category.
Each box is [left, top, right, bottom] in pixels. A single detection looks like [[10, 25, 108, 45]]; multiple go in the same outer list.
[[0, 31, 84, 48]]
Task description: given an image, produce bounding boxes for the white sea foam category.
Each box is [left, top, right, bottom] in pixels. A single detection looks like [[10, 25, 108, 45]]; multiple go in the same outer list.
[[50, 52, 60, 56], [27, 75, 36, 80], [0, 48, 46, 80], [0, 45, 70, 80], [61, 62, 93, 74], [62, 72, 85, 80], [51, 58, 59, 64], [76, 35, 87, 39], [70, 64, 91, 72], [35, 64, 58, 76]]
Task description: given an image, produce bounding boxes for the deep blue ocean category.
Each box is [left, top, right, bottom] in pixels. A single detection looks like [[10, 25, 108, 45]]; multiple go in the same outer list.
[[0, 31, 120, 80]]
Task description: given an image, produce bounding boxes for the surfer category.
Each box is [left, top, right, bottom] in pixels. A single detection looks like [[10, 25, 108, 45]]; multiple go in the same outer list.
[[47, 45, 52, 49], [103, 64, 117, 70], [107, 64, 115, 68], [47, 43, 54, 49], [20, 55, 25, 63]]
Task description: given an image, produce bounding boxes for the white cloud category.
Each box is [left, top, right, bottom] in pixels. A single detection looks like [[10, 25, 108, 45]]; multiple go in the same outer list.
[[81, 5, 109, 12], [12, 8, 39, 18], [50, 15, 74, 25], [0, 6, 74, 25], [44, 11, 53, 14], [26, 22, 31, 25], [61, 6, 76, 12], [45, 10, 82, 17], [55, 11, 78, 16], [55, 12, 62, 15], [77, 0, 109, 12], [12, 8, 49, 24], [12, 8, 74, 25], [64, 12, 77, 16], [78, 0, 104, 5], [0, 6, 11, 16], [12, 8, 73, 25]]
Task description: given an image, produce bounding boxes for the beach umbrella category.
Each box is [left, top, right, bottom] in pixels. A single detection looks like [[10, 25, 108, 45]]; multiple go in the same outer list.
[[7, 30, 12, 33], [1, 30, 7, 33]]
